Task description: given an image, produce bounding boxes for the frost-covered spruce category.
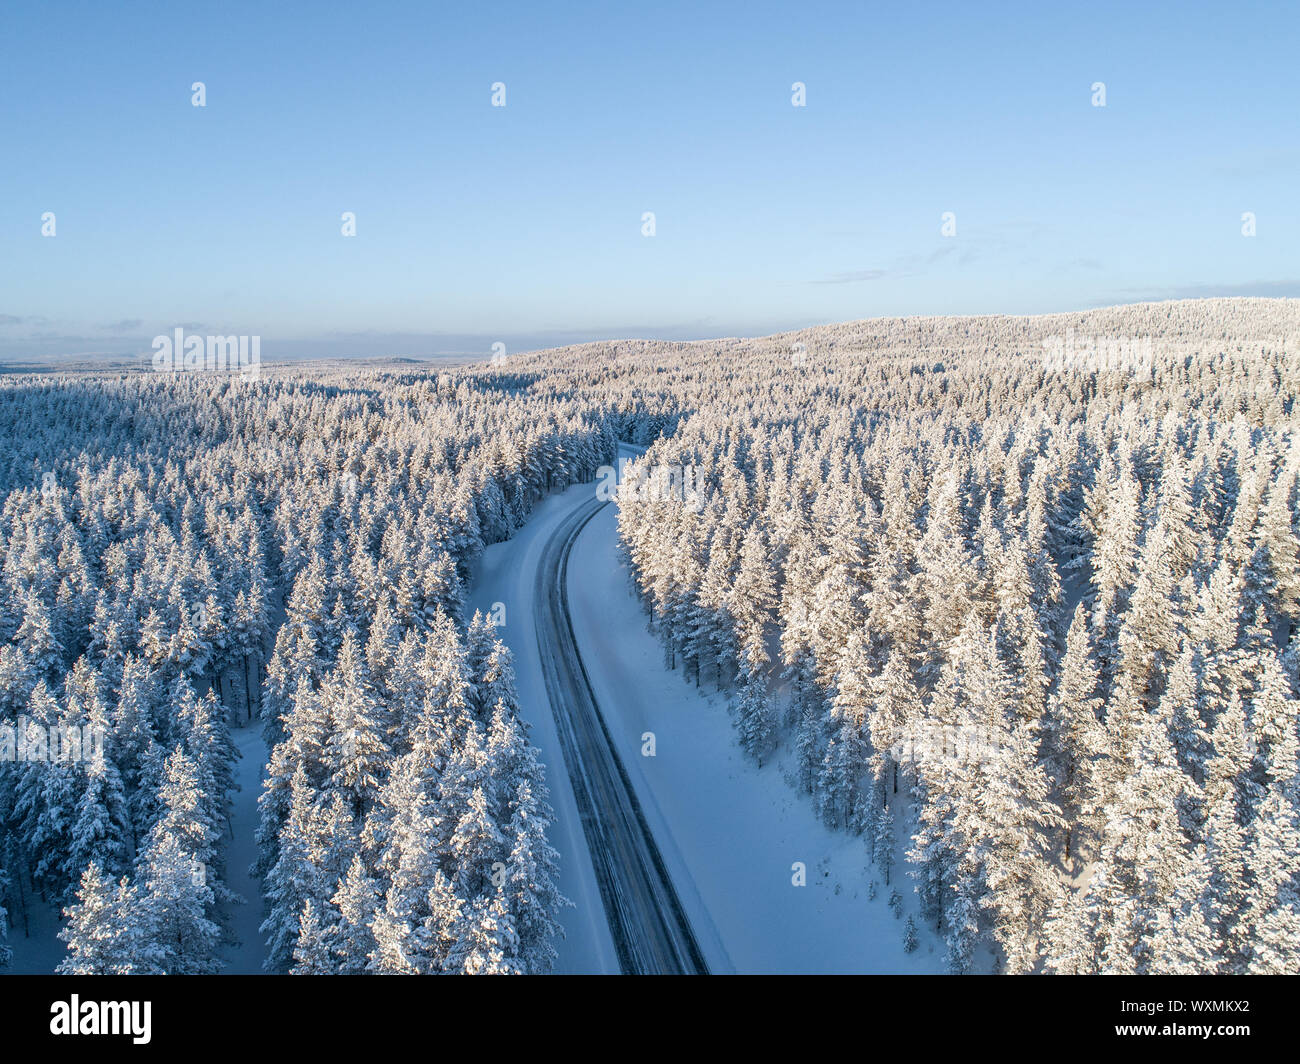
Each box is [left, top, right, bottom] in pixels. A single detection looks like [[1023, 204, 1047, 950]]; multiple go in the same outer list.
[[4, 298, 1299, 975]]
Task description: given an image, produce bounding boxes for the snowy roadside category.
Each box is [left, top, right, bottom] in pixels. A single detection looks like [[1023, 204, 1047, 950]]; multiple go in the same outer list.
[[215, 723, 269, 973], [465, 482, 621, 974], [2, 888, 64, 974], [566, 503, 945, 973]]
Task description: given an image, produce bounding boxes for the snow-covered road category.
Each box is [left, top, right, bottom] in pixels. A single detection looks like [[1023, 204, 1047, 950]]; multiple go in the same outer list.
[[217, 723, 269, 973], [533, 495, 709, 973], [567, 504, 945, 974], [466, 482, 622, 974], [481, 450, 944, 974]]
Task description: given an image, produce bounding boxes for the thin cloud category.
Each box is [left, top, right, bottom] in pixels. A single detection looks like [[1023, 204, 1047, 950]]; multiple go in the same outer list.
[[812, 268, 890, 285], [813, 235, 997, 286]]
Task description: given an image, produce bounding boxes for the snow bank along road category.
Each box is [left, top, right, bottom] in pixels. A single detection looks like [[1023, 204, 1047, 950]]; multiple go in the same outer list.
[[534, 495, 710, 974]]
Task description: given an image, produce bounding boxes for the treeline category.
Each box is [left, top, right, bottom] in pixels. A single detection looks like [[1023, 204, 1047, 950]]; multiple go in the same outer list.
[[1, 369, 613, 972], [5, 297, 1296, 975], [256, 612, 563, 973], [607, 299, 1300, 973]]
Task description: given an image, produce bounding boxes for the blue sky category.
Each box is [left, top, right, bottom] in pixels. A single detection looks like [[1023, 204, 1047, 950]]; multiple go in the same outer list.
[[1, 0, 1296, 362]]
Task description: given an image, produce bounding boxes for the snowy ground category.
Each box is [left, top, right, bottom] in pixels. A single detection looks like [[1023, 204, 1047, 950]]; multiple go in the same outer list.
[[216, 722, 270, 973], [566, 502, 944, 972], [4, 721, 270, 975], [3, 884, 64, 974]]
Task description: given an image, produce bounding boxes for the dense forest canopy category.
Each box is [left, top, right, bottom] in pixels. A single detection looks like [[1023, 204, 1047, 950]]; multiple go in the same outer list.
[[0, 367, 625, 973], [598, 299, 1300, 973], [2, 296, 1297, 974]]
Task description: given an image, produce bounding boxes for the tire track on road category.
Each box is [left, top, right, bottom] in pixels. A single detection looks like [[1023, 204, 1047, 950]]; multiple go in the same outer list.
[[534, 495, 709, 975]]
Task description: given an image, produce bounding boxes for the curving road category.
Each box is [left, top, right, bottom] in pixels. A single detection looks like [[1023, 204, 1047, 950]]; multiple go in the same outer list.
[[533, 494, 709, 975]]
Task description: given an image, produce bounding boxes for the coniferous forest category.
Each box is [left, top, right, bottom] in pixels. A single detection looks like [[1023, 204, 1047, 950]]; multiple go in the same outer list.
[[1, 298, 1297, 976], [0, 370, 617, 973]]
